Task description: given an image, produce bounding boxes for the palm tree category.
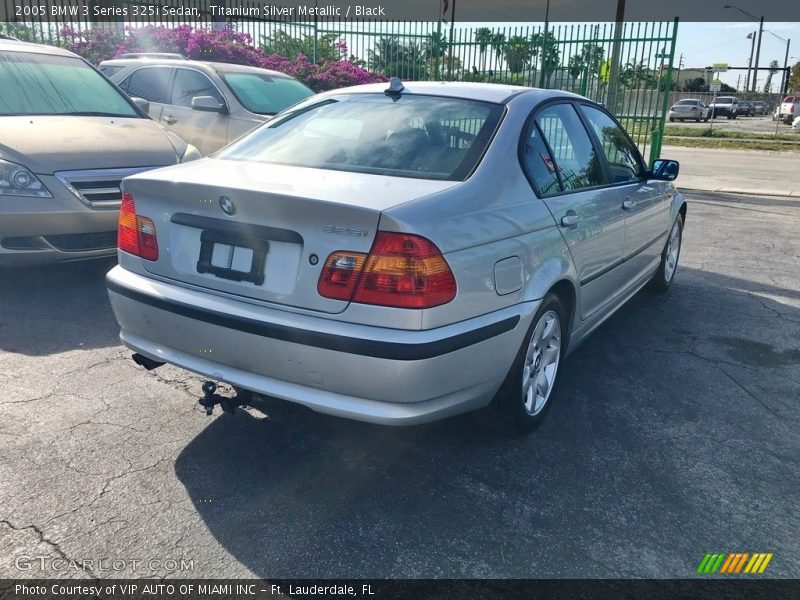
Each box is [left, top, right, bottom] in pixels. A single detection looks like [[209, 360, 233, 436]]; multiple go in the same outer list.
[[504, 35, 533, 73], [474, 27, 493, 73], [531, 31, 561, 85]]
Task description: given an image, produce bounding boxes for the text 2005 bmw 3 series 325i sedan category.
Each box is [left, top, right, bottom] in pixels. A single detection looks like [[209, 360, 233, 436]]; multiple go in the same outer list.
[[107, 80, 686, 431]]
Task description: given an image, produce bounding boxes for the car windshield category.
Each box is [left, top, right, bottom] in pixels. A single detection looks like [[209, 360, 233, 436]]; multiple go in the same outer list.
[[0, 51, 139, 117], [220, 72, 314, 115], [716, 97, 735, 103], [217, 93, 504, 181]]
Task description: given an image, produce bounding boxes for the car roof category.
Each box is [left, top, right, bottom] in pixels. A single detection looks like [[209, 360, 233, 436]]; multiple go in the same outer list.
[[100, 57, 296, 79], [0, 38, 81, 58], [320, 81, 582, 104]]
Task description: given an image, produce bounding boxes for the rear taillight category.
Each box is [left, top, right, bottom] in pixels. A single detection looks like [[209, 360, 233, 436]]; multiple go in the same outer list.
[[118, 192, 158, 261], [317, 232, 457, 309]]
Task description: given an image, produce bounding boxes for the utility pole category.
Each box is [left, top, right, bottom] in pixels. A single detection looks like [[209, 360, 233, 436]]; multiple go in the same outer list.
[[745, 31, 756, 89], [607, 0, 626, 111], [538, 0, 551, 88], [675, 53, 684, 89], [752, 17, 764, 92]]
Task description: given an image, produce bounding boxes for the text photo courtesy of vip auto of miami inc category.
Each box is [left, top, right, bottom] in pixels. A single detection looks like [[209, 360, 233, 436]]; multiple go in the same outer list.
[[0, 0, 799, 598]]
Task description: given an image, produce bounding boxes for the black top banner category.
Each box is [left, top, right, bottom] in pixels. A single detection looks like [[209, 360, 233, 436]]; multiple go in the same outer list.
[[0, 0, 798, 22]]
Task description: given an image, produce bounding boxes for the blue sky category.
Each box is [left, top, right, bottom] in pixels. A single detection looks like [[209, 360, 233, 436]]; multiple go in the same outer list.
[[677, 22, 799, 89]]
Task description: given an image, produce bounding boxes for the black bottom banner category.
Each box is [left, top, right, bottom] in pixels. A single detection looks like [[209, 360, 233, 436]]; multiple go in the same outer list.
[[2, 580, 800, 600]]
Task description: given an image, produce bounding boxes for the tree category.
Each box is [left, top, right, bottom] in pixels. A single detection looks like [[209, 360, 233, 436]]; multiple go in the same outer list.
[[504, 35, 534, 73], [682, 77, 708, 92], [789, 61, 800, 92], [763, 59, 780, 94], [567, 43, 605, 79], [368, 37, 428, 80], [620, 60, 657, 89], [531, 31, 561, 84], [260, 30, 346, 63], [474, 27, 494, 72]]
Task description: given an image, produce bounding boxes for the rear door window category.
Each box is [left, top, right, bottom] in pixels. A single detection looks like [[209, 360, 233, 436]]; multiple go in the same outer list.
[[122, 67, 171, 104], [534, 103, 606, 192], [521, 122, 562, 196]]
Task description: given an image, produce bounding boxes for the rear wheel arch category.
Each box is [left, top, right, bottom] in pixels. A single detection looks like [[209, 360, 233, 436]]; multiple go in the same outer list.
[[546, 279, 576, 352]]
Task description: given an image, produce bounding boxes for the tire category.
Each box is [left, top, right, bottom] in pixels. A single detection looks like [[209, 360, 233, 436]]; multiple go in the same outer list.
[[669, 117, 674, 122], [695, 116, 701, 122], [651, 214, 683, 292], [492, 294, 567, 432], [704, 116, 709, 122]]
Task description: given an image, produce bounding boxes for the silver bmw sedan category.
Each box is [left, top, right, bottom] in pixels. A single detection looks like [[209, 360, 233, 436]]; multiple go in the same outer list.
[[107, 80, 686, 431]]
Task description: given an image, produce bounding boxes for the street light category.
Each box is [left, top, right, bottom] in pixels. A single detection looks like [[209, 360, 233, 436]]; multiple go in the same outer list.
[[724, 4, 763, 92]]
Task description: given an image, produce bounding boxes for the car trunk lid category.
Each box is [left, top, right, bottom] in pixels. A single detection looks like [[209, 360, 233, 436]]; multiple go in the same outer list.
[[122, 158, 458, 314]]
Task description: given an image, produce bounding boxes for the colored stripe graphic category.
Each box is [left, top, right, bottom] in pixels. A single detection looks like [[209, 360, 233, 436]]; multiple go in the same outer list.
[[698, 552, 773, 574]]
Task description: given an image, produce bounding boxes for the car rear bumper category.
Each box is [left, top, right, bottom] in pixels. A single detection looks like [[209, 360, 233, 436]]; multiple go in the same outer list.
[[107, 266, 537, 425]]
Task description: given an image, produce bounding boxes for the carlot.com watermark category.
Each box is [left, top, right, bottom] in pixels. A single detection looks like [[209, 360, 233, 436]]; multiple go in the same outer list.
[[15, 555, 194, 573]]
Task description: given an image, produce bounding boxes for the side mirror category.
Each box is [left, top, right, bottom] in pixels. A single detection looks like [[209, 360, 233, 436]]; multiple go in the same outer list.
[[649, 159, 680, 182], [191, 96, 227, 114], [132, 97, 150, 114]]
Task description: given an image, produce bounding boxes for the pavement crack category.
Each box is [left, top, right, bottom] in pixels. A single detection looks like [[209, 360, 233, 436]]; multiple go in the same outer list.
[[0, 519, 95, 575]]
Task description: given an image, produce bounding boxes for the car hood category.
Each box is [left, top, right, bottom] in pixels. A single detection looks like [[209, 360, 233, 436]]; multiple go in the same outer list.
[[0, 116, 181, 174]]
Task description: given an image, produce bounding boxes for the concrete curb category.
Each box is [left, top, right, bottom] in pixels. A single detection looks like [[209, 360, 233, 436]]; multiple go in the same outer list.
[[679, 187, 799, 199]]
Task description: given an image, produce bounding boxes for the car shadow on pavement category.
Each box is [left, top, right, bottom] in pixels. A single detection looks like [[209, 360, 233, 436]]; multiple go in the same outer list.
[[173, 267, 800, 578], [0, 258, 120, 355]]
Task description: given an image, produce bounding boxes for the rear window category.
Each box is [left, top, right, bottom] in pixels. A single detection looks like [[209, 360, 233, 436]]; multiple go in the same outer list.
[[216, 93, 504, 181], [675, 99, 698, 105], [0, 52, 138, 117], [220, 72, 314, 115]]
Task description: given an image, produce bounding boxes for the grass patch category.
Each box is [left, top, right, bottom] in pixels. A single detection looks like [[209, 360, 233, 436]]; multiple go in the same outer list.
[[662, 136, 800, 152], [663, 125, 798, 141]]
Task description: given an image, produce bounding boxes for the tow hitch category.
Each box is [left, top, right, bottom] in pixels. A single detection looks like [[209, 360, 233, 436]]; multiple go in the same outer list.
[[198, 381, 252, 416]]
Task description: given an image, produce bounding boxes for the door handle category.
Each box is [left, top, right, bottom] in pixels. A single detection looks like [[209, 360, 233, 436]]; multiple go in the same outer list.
[[622, 199, 636, 210], [162, 115, 177, 125], [560, 214, 582, 227]]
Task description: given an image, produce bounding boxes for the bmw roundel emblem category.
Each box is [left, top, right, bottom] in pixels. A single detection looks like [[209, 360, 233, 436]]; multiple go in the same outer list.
[[219, 196, 236, 216]]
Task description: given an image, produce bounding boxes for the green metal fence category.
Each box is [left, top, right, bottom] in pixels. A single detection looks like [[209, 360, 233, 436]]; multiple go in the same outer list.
[[2, 2, 678, 162]]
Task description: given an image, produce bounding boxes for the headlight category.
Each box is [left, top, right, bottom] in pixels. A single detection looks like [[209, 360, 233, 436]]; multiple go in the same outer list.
[[0, 159, 52, 198], [181, 144, 202, 163]]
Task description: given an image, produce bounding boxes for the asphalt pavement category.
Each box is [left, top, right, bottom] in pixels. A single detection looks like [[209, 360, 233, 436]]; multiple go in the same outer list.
[[664, 145, 800, 197], [1, 190, 798, 579]]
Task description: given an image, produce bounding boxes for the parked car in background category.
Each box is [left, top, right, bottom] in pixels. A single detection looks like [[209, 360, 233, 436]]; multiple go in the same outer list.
[[107, 81, 686, 432], [0, 39, 199, 266], [737, 101, 756, 117], [777, 95, 800, 124], [752, 100, 770, 115], [668, 98, 710, 122], [793, 115, 800, 131], [708, 96, 738, 119], [102, 55, 315, 155]]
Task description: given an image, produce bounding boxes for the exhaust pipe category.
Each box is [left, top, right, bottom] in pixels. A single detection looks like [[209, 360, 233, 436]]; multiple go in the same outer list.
[[132, 353, 165, 371]]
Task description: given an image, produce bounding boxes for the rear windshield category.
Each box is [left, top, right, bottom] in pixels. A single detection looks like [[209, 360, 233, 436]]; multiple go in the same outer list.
[[220, 72, 314, 115], [0, 52, 138, 117], [217, 93, 504, 181], [675, 99, 698, 105], [716, 97, 736, 103]]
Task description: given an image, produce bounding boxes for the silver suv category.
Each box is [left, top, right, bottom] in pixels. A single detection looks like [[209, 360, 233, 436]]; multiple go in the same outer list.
[[102, 55, 315, 155], [0, 40, 199, 266]]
